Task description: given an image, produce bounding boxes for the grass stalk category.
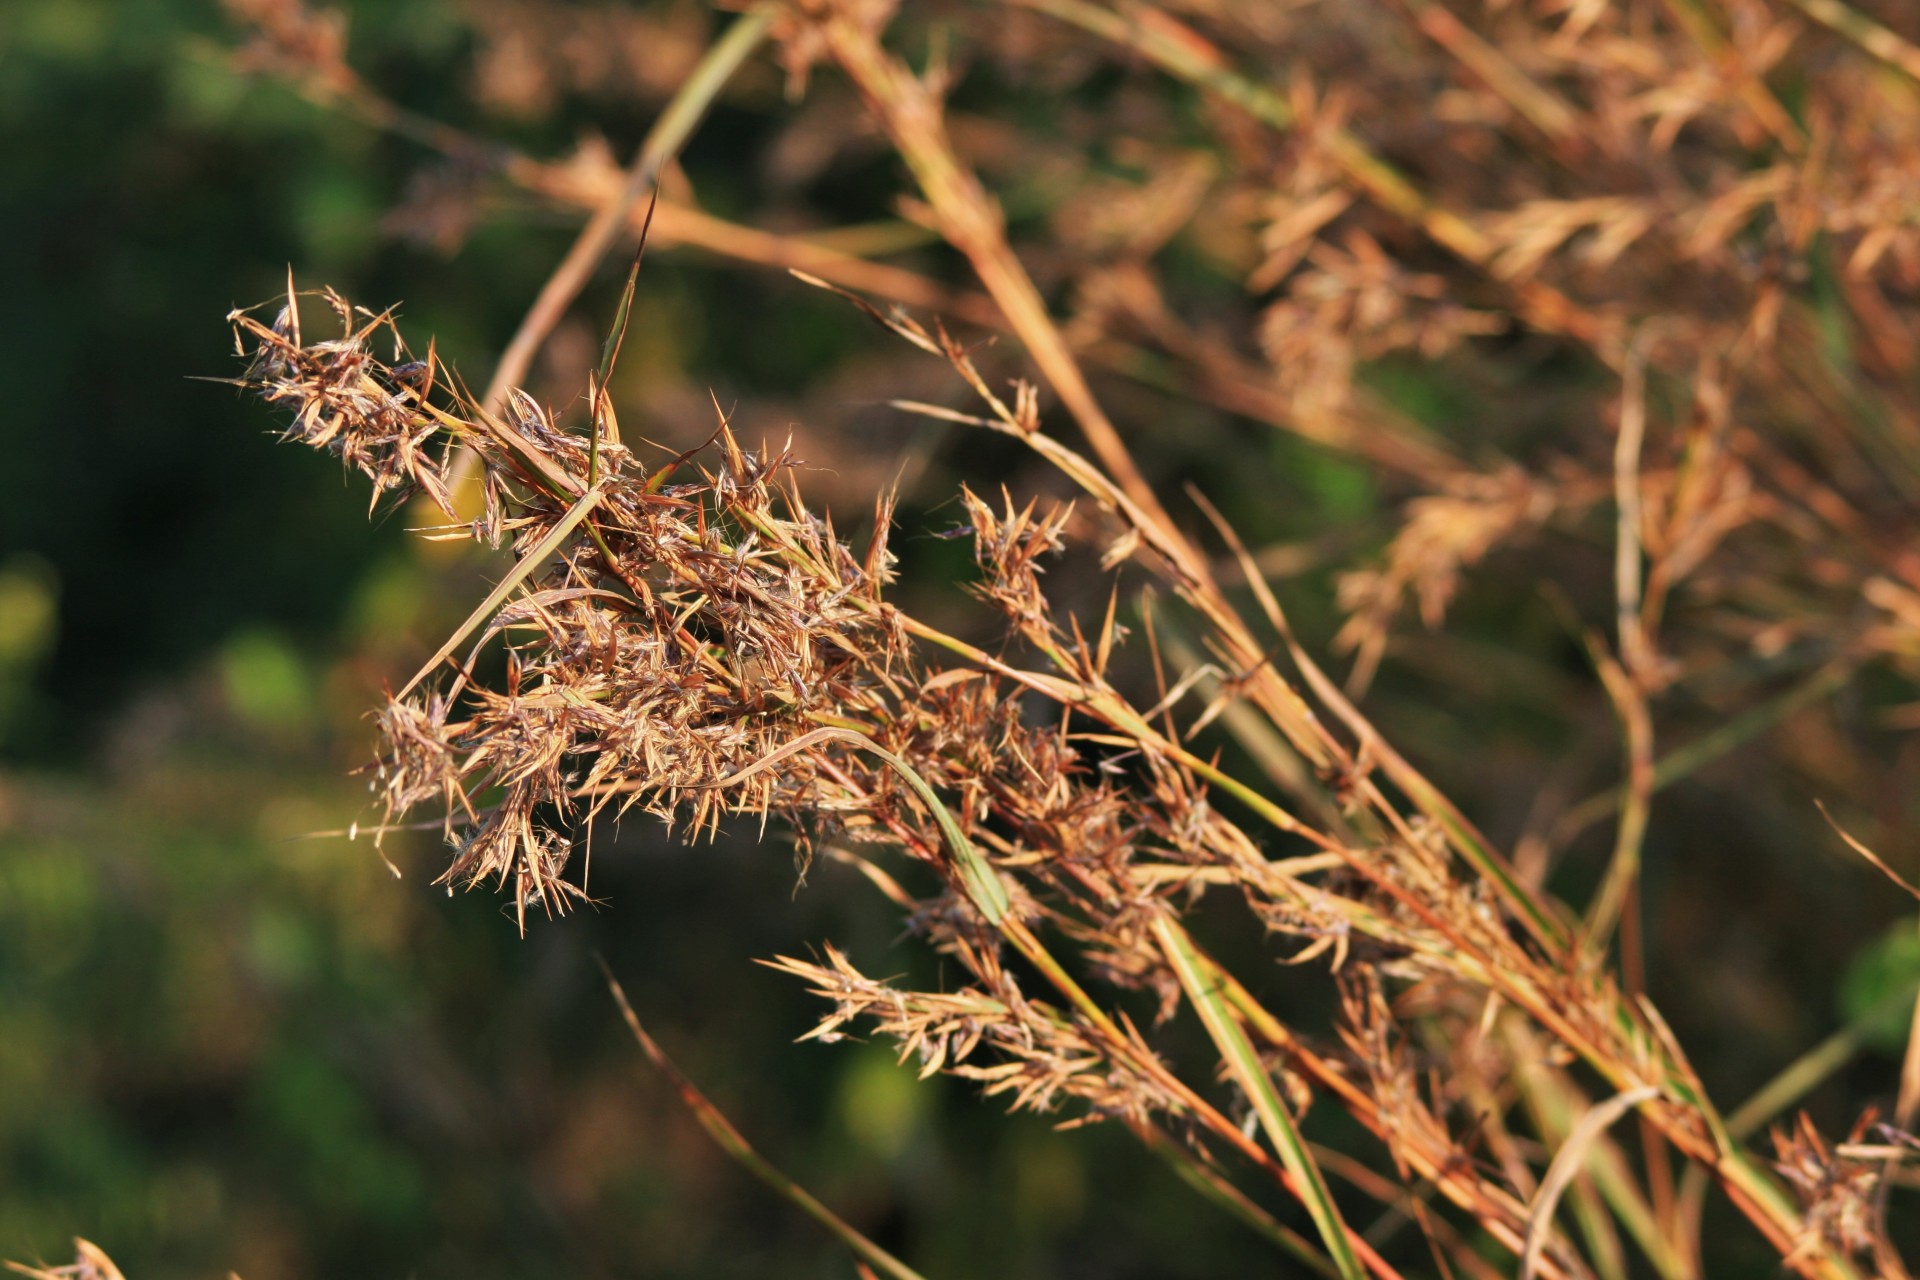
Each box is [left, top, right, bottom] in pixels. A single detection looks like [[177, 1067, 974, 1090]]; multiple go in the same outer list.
[[476, 3, 774, 421], [600, 963, 933, 1280], [1012, 0, 1619, 356], [1785, 0, 1920, 82], [820, 11, 1192, 556], [1555, 658, 1856, 846]]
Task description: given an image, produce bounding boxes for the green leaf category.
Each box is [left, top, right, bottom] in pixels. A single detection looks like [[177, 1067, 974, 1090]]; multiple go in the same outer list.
[[1840, 916, 1920, 1052]]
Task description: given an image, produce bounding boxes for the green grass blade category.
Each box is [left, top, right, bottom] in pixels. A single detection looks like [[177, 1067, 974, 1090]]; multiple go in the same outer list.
[[1152, 917, 1366, 1280], [594, 191, 654, 394], [1727, 979, 1920, 1141], [860, 739, 1010, 925], [397, 483, 605, 698]]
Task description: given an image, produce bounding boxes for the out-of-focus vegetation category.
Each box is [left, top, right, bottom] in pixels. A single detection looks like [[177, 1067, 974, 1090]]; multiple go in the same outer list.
[[7, 0, 1920, 1276]]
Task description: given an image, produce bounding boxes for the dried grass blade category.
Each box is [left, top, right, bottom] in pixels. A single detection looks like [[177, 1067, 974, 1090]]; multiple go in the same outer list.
[[482, 3, 771, 410], [1297, 635, 1564, 946], [1785, 0, 1920, 82], [1657, 0, 1805, 149], [1818, 800, 1920, 900], [1514, 1049, 1689, 1280], [397, 483, 605, 699], [1151, 916, 1367, 1280], [1395, 0, 1583, 148], [1520, 1086, 1661, 1280], [449, 3, 774, 489], [1189, 481, 1565, 948], [600, 963, 932, 1280], [1151, 565, 1331, 818], [5, 1240, 129, 1280], [821, 15, 1197, 575]]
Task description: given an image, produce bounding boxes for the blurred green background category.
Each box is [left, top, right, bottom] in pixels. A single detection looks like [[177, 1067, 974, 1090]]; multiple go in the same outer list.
[[4, 0, 1917, 1276]]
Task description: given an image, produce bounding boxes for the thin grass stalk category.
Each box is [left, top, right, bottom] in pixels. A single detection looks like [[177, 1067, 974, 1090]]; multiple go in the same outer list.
[[1564, 1174, 1631, 1280], [1785, 0, 1920, 81], [817, 758, 1408, 1269], [1200, 948, 1554, 1265], [600, 964, 933, 1280], [1583, 344, 1654, 1069], [1306, 1144, 1509, 1280], [1554, 657, 1857, 846], [398, 482, 606, 700], [703, 725, 1010, 923], [1582, 649, 1653, 965], [1390, 0, 1584, 151], [451, 3, 775, 488], [1654, 0, 1805, 149], [818, 11, 1187, 550], [1188, 488, 1571, 950], [1009, 0, 1620, 357]]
